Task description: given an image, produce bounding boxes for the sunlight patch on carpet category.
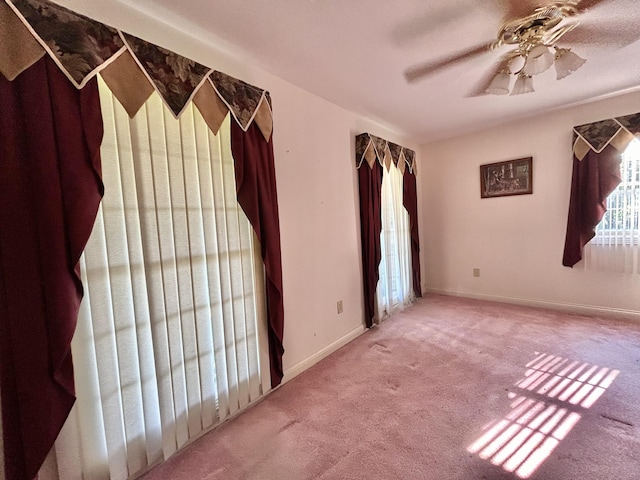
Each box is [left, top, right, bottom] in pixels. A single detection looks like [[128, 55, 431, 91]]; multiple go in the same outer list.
[[467, 353, 619, 478]]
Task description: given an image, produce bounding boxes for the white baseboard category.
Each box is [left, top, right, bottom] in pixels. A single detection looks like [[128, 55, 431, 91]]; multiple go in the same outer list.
[[425, 288, 640, 321], [282, 325, 366, 383]]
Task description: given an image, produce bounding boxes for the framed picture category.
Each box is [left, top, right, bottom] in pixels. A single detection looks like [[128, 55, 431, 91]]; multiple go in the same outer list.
[[480, 157, 533, 198]]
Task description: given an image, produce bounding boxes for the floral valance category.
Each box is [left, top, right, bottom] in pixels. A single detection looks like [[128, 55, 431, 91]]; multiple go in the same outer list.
[[0, 0, 273, 141], [573, 112, 640, 160], [355, 132, 416, 175]]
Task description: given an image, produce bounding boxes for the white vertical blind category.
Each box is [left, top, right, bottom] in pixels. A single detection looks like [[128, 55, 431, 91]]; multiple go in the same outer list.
[[39, 78, 267, 480], [585, 138, 640, 274], [376, 160, 413, 321]]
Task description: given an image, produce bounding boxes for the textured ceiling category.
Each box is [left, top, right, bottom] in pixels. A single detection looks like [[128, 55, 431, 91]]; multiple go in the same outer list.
[[60, 0, 640, 142]]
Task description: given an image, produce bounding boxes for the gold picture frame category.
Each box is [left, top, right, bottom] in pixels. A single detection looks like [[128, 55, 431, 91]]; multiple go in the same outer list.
[[480, 157, 533, 198]]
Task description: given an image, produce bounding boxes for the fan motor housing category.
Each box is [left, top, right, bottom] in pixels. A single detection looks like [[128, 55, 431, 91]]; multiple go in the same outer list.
[[497, 6, 569, 46]]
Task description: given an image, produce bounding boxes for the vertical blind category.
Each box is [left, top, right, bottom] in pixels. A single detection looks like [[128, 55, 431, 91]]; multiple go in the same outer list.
[[585, 139, 640, 274], [376, 161, 413, 320], [39, 79, 269, 480], [594, 138, 640, 246]]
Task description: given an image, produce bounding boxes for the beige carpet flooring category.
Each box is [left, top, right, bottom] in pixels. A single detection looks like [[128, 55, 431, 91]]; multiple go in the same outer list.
[[142, 294, 640, 480]]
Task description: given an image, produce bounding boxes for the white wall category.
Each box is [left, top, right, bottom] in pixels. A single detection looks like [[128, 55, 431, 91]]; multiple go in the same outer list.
[[420, 91, 640, 317], [270, 75, 417, 377], [55, 1, 419, 380]]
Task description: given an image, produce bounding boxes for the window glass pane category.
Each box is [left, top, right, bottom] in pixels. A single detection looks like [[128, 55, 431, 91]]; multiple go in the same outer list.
[[594, 138, 640, 245]]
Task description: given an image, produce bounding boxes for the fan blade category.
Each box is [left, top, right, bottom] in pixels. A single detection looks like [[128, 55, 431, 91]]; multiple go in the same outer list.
[[493, 0, 542, 21], [466, 55, 513, 97], [545, 22, 579, 45], [392, 4, 473, 47], [392, 2, 505, 47], [559, 23, 640, 48], [404, 43, 492, 83], [494, 0, 613, 21], [574, 0, 615, 13]]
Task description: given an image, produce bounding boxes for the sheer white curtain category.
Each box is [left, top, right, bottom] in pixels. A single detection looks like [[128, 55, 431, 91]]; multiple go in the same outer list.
[[584, 138, 640, 274], [39, 79, 269, 480], [376, 160, 413, 321]]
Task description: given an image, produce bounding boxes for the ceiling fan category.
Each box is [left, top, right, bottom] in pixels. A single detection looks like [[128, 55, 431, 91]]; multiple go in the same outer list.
[[404, 0, 612, 96]]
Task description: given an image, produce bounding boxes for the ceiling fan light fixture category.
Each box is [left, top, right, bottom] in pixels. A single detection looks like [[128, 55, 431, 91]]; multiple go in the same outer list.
[[403, 4, 590, 96], [486, 70, 511, 95], [554, 47, 586, 80], [510, 74, 535, 96], [522, 44, 554, 76]]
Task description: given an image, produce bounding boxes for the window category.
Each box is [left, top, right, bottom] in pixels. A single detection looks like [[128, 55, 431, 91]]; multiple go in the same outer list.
[[593, 138, 640, 245], [376, 161, 413, 320], [41, 80, 269, 480], [584, 138, 640, 275]]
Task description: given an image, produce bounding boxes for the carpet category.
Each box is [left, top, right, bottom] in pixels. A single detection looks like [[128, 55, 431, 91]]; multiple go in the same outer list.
[[142, 294, 640, 479]]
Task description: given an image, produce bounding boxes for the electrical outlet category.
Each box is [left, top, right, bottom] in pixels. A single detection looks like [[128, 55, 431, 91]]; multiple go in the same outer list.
[[473, 268, 480, 278], [337, 300, 343, 314]]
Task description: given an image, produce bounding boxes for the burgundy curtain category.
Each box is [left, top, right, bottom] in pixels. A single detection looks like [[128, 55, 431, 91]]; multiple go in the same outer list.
[[358, 162, 384, 328], [0, 56, 103, 480], [562, 145, 622, 267], [230, 121, 285, 388], [403, 169, 422, 297]]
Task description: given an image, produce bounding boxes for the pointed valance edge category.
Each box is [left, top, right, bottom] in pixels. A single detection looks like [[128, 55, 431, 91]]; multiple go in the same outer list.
[[573, 112, 640, 158], [1, 0, 272, 139], [355, 132, 416, 173]]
